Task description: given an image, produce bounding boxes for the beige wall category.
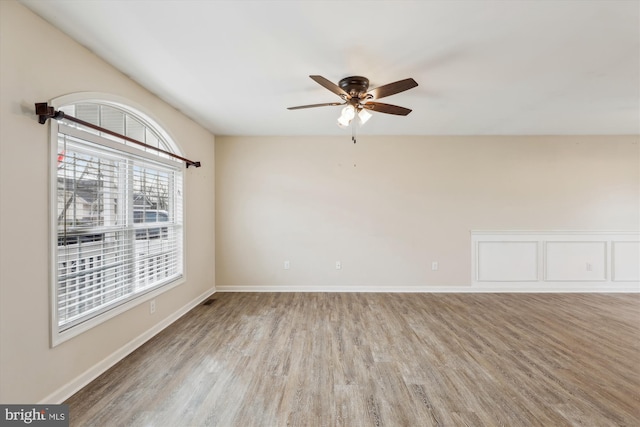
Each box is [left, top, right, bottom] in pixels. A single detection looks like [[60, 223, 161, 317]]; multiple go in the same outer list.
[[216, 135, 639, 288], [0, 1, 215, 403]]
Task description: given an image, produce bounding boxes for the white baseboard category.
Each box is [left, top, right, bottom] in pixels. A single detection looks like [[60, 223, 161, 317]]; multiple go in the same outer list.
[[471, 282, 639, 292], [216, 285, 475, 293], [39, 287, 216, 404], [216, 284, 639, 293]]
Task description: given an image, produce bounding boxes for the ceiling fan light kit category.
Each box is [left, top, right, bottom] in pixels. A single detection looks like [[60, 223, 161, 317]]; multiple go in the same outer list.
[[288, 75, 418, 142]]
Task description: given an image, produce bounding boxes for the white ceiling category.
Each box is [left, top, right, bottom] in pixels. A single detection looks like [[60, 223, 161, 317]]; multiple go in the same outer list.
[[22, 0, 640, 136]]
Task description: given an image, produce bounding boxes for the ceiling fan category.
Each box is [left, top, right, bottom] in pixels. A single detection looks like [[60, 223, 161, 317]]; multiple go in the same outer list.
[[288, 75, 418, 134]]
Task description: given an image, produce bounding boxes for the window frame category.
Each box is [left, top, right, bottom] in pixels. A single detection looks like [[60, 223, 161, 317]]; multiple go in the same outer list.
[[49, 93, 187, 347]]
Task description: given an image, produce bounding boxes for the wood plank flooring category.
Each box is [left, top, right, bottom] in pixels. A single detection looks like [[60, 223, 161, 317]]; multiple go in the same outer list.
[[65, 293, 640, 426]]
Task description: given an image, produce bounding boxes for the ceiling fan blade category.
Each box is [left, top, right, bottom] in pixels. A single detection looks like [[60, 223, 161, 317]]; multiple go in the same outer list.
[[287, 102, 345, 110], [368, 78, 418, 100], [310, 75, 349, 98], [363, 102, 412, 116]]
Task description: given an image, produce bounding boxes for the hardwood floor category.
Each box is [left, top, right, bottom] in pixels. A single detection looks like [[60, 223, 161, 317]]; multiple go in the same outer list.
[[65, 293, 640, 426]]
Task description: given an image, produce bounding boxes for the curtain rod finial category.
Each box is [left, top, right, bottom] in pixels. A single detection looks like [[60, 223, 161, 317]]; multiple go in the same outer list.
[[35, 102, 63, 124], [35, 102, 53, 124]]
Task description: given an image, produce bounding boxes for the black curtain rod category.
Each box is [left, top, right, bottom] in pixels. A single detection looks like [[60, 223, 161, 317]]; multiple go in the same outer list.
[[35, 103, 201, 168]]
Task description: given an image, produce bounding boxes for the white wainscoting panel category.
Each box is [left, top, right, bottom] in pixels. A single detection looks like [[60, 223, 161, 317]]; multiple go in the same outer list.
[[612, 241, 640, 282], [545, 241, 607, 281], [471, 231, 639, 292], [477, 241, 538, 282]]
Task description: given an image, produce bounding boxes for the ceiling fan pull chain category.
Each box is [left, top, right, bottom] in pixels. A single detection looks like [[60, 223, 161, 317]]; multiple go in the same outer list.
[[352, 120, 357, 144]]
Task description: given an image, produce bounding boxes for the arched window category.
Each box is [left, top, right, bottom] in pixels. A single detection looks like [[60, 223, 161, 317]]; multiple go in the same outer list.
[[50, 95, 184, 345]]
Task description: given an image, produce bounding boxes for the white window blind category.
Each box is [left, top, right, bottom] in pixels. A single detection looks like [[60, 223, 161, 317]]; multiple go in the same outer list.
[[55, 116, 183, 332]]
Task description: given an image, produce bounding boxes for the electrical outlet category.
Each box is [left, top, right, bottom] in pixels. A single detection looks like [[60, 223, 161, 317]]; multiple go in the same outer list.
[[586, 262, 593, 272], [284, 260, 290, 270], [431, 261, 438, 271], [336, 261, 342, 270], [150, 299, 156, 314]]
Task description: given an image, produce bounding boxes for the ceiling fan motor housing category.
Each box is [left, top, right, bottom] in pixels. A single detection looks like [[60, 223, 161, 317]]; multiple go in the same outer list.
[[339, 76, 370, 97]]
